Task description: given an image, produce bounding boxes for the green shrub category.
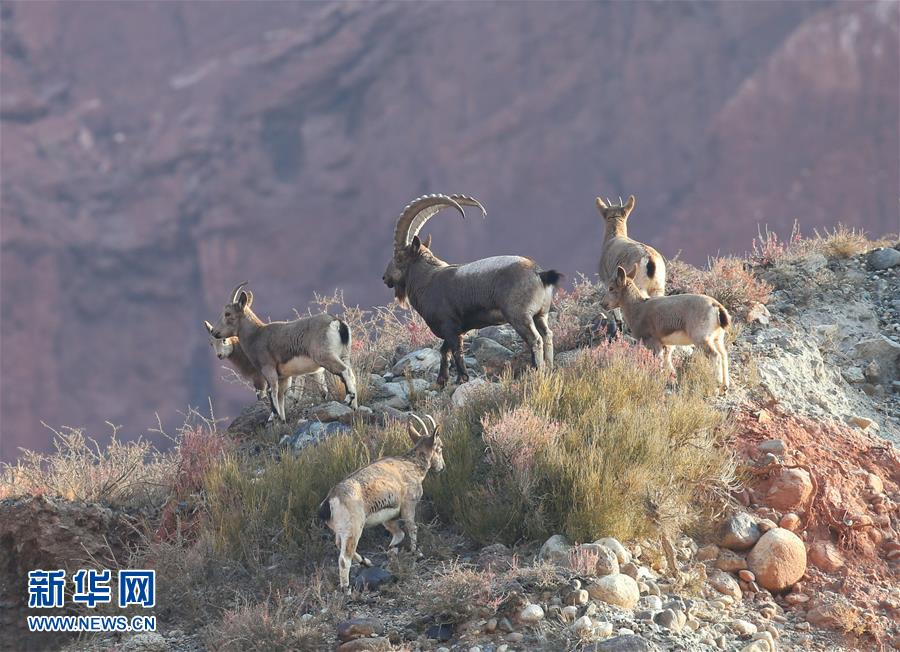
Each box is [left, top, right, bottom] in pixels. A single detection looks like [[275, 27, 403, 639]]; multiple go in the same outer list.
[[203, 418, 411, 568], [428, 341, 733, 545]]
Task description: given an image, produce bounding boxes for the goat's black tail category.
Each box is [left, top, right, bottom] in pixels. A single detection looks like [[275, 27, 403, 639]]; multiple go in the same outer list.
[[337, 320, 351, 346], [646, 258, 656, 279], [317, 499, 331, 523], [539, 269, 563, 286], [718, 305, 731, 329]]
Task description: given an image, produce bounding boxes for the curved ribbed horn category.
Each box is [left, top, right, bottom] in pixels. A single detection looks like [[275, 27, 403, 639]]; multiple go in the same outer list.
[[230, 281, 249, 303], [408, 194, 486, 244], [393, 194, 466, 254], [408, 413, 429, 442], [424, 414, 437, 434]]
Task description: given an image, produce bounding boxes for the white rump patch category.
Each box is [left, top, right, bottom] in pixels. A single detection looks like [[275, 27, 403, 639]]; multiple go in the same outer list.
[[455, 256, 525, 277], [365, 507, 401, 527], [280, 355, 322, 376], [660, 330, 693, 346]]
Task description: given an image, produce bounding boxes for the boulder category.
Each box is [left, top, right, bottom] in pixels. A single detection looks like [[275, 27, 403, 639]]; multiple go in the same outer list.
[[337, 637, 391, 652], [539, 534, 572, 565], [451, 378, 492, 407], [469, 337, 515, 371], [807, 541, 844, 573], [391, 348, 443, 377], [353, 566, 394, 591], [577, 543, 620, 576], [715, 549, 748, 572], [747, 528, 807, 591], [585, 634, 658, 651], [765, 468, 813, 510], [720, 513, 761, 551], [282, 420, 351, 450], [477, 325, 522, 349], [337, 619, 385, 642], [708, 570, 742, 601], [586, 574, 640, 609], [308, 401, 354, 422], [517, 603, 545, 624], [595, 537, 631, 565], [852, 336, 900, 382], [867, 247, 900, 270]]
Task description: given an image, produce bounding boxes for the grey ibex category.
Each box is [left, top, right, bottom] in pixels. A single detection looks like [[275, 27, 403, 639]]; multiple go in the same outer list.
[[382, 194, 562, 387], [318, 414, 444, 592], [210, 283, 358, 422]]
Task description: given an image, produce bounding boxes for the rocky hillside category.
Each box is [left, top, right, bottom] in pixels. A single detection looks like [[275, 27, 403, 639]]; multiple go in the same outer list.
[[2, 0, 898, 459], [1, 238, 898, 652]]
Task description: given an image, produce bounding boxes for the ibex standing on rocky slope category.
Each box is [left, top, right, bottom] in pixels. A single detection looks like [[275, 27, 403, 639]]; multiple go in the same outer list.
[[602, 265, 731, 390], [211, 283, 358, 422], [597, 195, 666, 298], [318, 414, 445, 593], [382, 194, 562, 387]]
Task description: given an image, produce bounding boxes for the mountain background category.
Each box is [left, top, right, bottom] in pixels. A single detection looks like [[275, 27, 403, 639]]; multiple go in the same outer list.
[[1, 0, 897, 461]]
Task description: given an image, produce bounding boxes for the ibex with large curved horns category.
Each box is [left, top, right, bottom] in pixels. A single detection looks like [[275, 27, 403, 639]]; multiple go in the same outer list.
[[596, 194, 666, 298], [210, 282, 358, 422], [383, 194, 562, 386], [318, 413, 445, 592]]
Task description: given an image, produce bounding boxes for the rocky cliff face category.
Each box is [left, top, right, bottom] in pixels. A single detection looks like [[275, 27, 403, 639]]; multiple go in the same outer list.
[[1, 1, 897, 459]]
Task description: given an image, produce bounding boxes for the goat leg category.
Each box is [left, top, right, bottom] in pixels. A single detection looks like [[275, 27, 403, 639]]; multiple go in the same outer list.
[[452, 334, 469, 384], [436, 340, 452, 388]]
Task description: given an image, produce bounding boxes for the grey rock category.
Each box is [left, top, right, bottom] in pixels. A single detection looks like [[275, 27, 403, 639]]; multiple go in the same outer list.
[[868, 247, 900, 271], [841, 366, 865, 384], [720, 512, 761, 551], [337, 618, 385, 642], [585, 634, 659, 652], [353, 566, 394, 591], [469, 337, 515, 370], [478, 325, 521, 349], [578, 543, 620, 576], [309, 401, 354, 422], [282, 420, 350, 450], [539, 534, 572, 565], [391, 348, 442, 377], [653, 608, 681, 631], [757, 439, 786, 455]]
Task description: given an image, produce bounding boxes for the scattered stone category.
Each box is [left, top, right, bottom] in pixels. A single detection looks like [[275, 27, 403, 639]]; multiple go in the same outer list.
[[868, 247, 900, 271], [337, 638, 390, 652], [517, 603, 544, 624], [561, 605, 579, 622], [720, 513, 761, 551], [586, 574, 641, 609], [708, 570, 742, 601], [716, 549, 748, 572], [865, 472, 884, 496], [696, 544, 720, 562], [478, 325, 521, 349], [539, 534, 572, 565], [337, 619, 385, 642], [595, 621, 614, 637], [353, 566, 394, 591], [841, 366, 866, 384], [285, 419, 350, 450], [391, 348, 442, 377], [506, 632, 524, 643], [757, 439, 786, 455], [579, 543, 620, 576], [121, 633, 167, 652], [309, 400, 354, 423], [738, 570, 755, 583], [595, 537, 631, 565], [586, 634, 657, 651], [565, 589, 589, 606], [747, 528, 807, 591], [620, 561, 640, 578], [779, 513, 801, 531], [451, 378, 490, 407], [848, 415, 877, 430], [765, 468, 813, 510], [637, 595, 662, 611], [808, 540, 844, 573], [732, 619, 758, 637], [573, 615, 593, 635], [653, 608, 681, 631], [784, 593, 810, 605], [426, 623, 454, 641], [746, 302, 771, 325]]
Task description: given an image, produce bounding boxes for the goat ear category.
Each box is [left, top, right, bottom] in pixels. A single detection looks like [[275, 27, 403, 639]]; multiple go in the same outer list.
[[204, 320, 214, 334], [237, 290, 250, 310], [422, 234, 432, 249], [615, 266, 627, 286], [595, 197, 608, 212], [410, 235, 422, 251], [623, 195, 635, 215], [244, 290, 253, 308]]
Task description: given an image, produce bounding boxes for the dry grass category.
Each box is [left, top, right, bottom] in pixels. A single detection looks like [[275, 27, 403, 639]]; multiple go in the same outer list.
[[207, 593, 328, 652], [419, 560, 504, 623], [203, 418, 411, 569], [552, 274, 611, 351], [667, 256, 772, 319], [812, 224, 871, 259], [429, 340, 735, 546], [0, 422, 174, 508]]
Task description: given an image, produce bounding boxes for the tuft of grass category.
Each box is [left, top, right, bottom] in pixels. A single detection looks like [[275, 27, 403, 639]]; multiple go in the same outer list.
[[552, 274, 611, 351], [419, 560, 504, 623], [0, 422, 174, 509], [203, 418, 411, 569], [207, 594, 328, 652], [812, 224, 871, 259], [667, 257, 772, 319], [428, 340, 734, 546]]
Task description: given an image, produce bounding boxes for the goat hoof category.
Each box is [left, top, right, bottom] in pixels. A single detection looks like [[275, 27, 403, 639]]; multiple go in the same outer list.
[[435, 376, 449, 389], [457, 375, 469, 384], [361, 557, 373, 567]]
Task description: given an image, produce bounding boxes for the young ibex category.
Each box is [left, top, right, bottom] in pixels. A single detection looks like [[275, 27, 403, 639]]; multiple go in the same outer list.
[[602, 265, 731, 390], [210, 283, 358, 422], [382, 194, 562, 386], [318, 414, 444, 593], [597, 195, 666, 298], [204, 322, 328, 413]]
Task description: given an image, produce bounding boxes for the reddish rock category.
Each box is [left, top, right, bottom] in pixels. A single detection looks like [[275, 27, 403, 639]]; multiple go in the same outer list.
[[807, 541, 844, 573], [779, 513, 801, 531], [747, 528, 807, 592], [766, 468, 813, 511]]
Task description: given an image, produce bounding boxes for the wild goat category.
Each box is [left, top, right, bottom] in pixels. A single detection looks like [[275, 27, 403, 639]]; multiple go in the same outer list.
[[602, 265, 731, 390], [318, 414, 444, 592], [597, 195, 666, 298], [204, 321, 327, 413], [382, 194, 562, 386], [210, 283, 358, 422]]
